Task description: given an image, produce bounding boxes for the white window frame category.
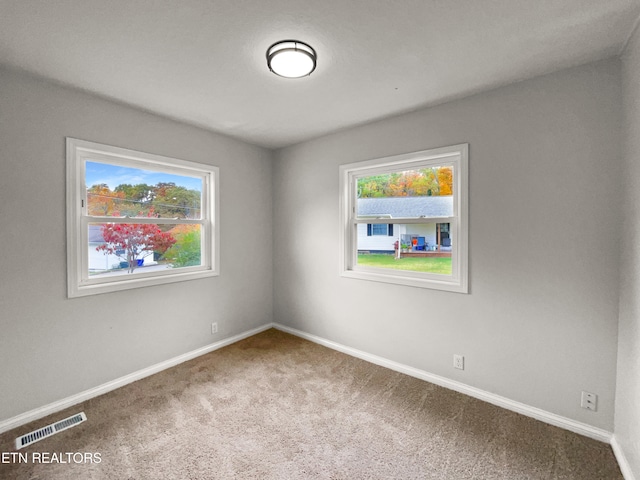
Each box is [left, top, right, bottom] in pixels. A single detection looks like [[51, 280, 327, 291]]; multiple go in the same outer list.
[[66, 138, 219, 298], [339, 143, 468, 293]]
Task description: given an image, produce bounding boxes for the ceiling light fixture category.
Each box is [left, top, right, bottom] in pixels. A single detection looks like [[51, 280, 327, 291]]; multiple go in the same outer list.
[[266, 40, 317, 78]]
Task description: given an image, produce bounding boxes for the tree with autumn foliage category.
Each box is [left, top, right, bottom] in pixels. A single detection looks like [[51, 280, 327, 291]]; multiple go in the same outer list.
[[437, 167, 453, 195], [87, 184, 126, 216], [357, 166, 453, 198], [96, 210, 176, 273], [87, 182, 201, 219]]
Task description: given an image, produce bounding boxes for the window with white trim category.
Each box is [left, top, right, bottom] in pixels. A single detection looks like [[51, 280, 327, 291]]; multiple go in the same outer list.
[[339, 144, 468, 293], [66, 138, 219, 297], [369, 224, 393, 236]]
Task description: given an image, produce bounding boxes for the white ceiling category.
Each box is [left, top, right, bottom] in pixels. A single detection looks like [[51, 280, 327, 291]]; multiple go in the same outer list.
[[1, 1, 639, 149]]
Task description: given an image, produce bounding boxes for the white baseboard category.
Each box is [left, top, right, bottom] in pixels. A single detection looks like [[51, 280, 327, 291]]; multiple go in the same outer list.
[[273, 323, 614, 444], [611, 435, 637, 480], [3, 321, 628, 477], [0, 323, 273, 435]]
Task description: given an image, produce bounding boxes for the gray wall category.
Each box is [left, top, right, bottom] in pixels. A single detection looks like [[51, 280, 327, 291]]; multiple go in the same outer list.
[[1, 53, 633, 472], [0, 67, 273, 422], [273, 59, 622, 431], [617, 24, 640, 478]]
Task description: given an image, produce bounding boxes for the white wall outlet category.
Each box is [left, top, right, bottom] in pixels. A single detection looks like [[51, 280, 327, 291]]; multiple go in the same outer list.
[[453, 354, 464, 370], [581, 391, 597, 411], [211, 322, 218, 335]]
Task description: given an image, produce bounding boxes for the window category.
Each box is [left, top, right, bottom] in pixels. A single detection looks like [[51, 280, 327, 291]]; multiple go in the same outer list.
[[66, 138, 219, 297], [369, 224, 393, 236], [339, 143, 468, 293]]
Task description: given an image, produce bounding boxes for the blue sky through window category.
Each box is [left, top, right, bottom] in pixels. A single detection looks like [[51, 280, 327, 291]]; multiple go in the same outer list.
[[86, 161, 203, 192]]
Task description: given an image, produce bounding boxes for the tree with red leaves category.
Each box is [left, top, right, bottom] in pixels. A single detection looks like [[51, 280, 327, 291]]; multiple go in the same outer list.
[[96, 210, 176, 273]]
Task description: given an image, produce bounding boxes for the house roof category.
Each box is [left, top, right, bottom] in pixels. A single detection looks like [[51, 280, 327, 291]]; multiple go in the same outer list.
[[357, 196, 453, 218]]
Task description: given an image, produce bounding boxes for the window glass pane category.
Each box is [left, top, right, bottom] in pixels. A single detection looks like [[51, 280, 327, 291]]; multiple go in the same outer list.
[[371, 224, 388, 235], [356, 166, 454, 218], [88, 223, 202, 277], [356, 223, 452, 275], [86, 161, 203, 219]]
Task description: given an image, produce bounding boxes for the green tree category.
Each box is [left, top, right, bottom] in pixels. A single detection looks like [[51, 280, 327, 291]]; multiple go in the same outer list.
[[144, 183, 200, 218], [112, 182, 201, 219], [358, 174, 391, 197], [114, 183, 155, 203], [164, 224, 201, 267]]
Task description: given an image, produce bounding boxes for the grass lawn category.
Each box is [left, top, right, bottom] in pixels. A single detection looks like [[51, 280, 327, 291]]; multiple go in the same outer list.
[[357, 254, 452, 274]]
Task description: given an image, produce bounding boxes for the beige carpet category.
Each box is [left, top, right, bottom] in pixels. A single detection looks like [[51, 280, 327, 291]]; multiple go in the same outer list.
[[0, 329, 622, 479]]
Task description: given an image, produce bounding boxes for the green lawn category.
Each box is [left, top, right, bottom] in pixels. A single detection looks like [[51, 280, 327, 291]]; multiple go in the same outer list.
[[357, 254, 452, 274]]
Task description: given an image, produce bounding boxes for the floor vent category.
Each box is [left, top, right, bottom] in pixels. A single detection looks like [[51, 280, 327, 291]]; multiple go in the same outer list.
[[15, 412, 87, 449]]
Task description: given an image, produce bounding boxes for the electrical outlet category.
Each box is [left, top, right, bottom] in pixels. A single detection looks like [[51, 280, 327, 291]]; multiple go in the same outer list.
[[211, 322, 218, 335], [581, 391, 597, 411], [453, 354, 464, 370]]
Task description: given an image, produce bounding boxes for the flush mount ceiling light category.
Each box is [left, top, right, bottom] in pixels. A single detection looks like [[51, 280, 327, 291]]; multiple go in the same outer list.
[[266, 40, 317, 78]]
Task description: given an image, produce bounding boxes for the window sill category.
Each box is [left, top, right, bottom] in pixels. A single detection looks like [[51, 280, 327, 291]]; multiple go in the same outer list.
[[341, 268, 468, 293], [69, 268, 218, 298]]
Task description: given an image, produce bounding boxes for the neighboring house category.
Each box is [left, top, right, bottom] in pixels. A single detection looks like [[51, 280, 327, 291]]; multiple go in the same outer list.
[[357, 196, 453, 253], [88, 225, 158, 272]]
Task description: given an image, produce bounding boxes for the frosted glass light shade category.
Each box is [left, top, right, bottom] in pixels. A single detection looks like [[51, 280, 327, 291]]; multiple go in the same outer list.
[[267, 40, 317, 78]]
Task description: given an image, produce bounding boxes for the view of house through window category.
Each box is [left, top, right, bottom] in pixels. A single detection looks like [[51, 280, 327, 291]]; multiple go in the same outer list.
[[86, 161, 204, 277], [340, 143, 468, 293], [356, 167, 454, 275]]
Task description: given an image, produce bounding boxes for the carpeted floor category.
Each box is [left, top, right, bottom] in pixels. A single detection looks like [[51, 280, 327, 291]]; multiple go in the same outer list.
[[0, 329, 623, 479]]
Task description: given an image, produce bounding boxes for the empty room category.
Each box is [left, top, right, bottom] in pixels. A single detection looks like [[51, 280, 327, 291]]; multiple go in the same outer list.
[[1, 1, 639, 479]]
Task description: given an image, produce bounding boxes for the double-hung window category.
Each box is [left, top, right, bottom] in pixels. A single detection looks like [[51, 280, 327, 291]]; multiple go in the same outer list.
[[66, 138, 219, 297], [339, 143, 468, 293]]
